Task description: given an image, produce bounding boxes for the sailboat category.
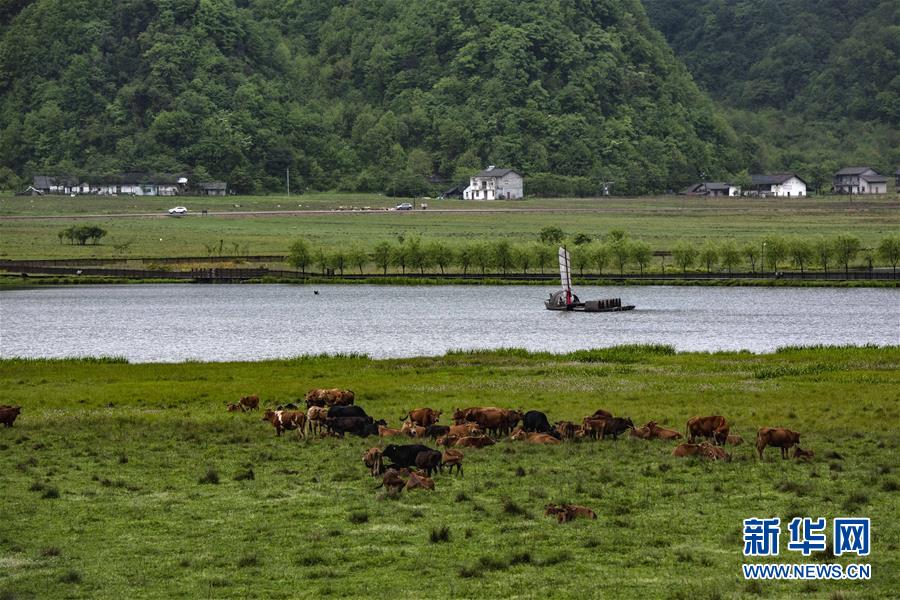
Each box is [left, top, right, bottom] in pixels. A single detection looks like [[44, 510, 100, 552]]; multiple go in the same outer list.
[[544, 247, 635, 312]]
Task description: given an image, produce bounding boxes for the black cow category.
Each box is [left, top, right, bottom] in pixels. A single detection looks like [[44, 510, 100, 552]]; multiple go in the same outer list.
[[415, 450, 443, 477], [600, 417, 634, 440], [382, 444, 433, 468], [328, 405, 368, 419], [276, 403, 299, 410], [424, 425, 451, 438], [523, 410, 552, 434], [326, 416, 379, 437]]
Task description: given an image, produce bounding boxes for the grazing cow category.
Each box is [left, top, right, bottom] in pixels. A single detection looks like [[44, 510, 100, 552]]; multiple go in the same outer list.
[[382, 444, 433, 469], [226, 403, 244, 413], [686, 415, 730, 445], [726, 434, 744, 446], [326, 416, 379, 437], [523, 410, 553, 434], [464, 408, 511, 436], [455, 436, 496, 449], [306, 406, 328, 435], [305, 395, 326, 408], [362, 447, 384, 476], [328, 405, 368, 419], [441, 449, 464, 476], [629, 425, 652, 439], [424, 425, 451, 439], [582, 417, 609, 440], [590, 409, 614, 420], [378, 425, 406, 437], [306, 388, 355, 407], [555, 421, 578, 440], [415, 450, 443, 477], [0, 405, 22, 427], [647, 421, 682, 440], [756, 427, 801, 460], [599, 417, 634, 440], [793, 446, 815, 462], [239, 395, 259, 411], [544, 504, 597, 523], [405, 471, 435, 491], [402, 408, 442, 428], [262, 410, 306, 437]]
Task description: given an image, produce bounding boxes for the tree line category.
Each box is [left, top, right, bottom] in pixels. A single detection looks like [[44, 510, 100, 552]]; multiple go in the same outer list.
[[286, 231, 900, 277], [57, 225, 107, 246]]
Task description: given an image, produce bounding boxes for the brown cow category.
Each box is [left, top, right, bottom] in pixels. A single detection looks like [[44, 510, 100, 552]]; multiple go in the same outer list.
[[590, 409, 614, 420], [510, 428, 561, 445], [306, 388, 355, 407], [262, 410, 306, 437], [378, 468, 407, 496], [0, 405, 22, 427], [436, 434, 460, 447], [544, 504, 597, 523], [629, 425, 652, 439], [238, 395, 259, 411], [581, 417, 608, 440], [793, 446, 815, 462], [400, 421, 427, 438], [647, 421, 682, 440], [686, 415, 729, 445], [441, 449, 464, 476], [555, 421, 578, 440], [306, 406, 328, 435], [362, 447, 384, 476], [464, 408, 511, 436], [226, 403, 244, 413], [756, 427, 801, 459], [672, 443, 703, 457], [405, 471, 435, 491], [448, 423, 481, 437], [726, 434, 744, 446], [455, 436, 496, 449], [699, 442, 731, 461], [378, 425, 406, 437], [402, 408, 441, 428]]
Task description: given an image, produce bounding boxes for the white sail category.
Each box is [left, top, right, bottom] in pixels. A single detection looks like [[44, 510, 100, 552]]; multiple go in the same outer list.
[[558, 246, 572, 291]]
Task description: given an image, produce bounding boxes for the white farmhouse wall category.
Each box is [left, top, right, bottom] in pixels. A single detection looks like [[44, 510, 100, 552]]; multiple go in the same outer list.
[[773, 177, 806, 197]]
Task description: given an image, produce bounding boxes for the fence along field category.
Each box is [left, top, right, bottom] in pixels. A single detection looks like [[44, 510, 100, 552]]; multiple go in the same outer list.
[[1, 346, 898, 598]]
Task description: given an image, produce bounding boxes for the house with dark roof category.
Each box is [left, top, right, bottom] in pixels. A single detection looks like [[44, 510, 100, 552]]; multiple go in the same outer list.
[[747, 173, 807, 197], [463, 166, 523, 200], [680, 181, 739, 197], [198, 181, 227, 196], [895, 168, 900, 189], [833, 167, 887, 195], [32, 175, 78, 195]]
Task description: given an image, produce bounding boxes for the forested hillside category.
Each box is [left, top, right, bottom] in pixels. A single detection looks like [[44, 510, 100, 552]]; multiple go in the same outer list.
[[643, 0, 899, 184], [0, 0, 741, 194]]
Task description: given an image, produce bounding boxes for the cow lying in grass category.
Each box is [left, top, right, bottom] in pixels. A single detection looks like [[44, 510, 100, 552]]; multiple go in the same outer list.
[[510, 428, 561, 444], [793, 446, 815, 462], [672, 442, 730, 461], [544, 504, 597, 523]]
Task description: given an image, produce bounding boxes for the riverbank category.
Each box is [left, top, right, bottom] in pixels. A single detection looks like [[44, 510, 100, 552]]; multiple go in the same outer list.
[[1, 346, 897, 598]]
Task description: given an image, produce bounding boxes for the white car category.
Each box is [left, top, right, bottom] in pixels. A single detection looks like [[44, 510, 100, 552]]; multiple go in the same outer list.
[[395, 202, 413, 210], [167, 206, 188, 215]]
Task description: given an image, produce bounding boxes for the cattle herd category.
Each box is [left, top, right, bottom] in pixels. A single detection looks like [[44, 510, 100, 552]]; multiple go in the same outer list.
[[226, 388, 814, 521]]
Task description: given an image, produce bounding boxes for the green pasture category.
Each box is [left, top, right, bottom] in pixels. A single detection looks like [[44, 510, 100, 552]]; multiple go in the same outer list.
[[1, 346, 898, 598], [0, 194, 898, 262]]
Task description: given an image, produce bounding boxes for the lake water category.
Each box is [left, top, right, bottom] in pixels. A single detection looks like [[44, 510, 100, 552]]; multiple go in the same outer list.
[[0, 284, 897, 362]]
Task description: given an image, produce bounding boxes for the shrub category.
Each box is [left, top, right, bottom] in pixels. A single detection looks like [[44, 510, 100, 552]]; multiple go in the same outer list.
[[237, 555, 259, 568], [198, 468, 219, 485], [59, 570, 81, 584], [501, 498, 526, 516], [348, 511, 369, 524], [429, 526, 450, 543], [41, 486, 60, 499], [40, 547, 61, 557]]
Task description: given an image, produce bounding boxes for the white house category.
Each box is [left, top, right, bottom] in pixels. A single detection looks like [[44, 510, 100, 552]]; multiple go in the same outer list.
[[748, 173, 807, 197], [833, 167, 887, 194], [463, 166, 523, 200]]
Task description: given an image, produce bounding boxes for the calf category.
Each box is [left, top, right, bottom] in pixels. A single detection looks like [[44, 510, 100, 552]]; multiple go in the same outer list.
[[686, 415, 729, 445], [441, 449, 464, 476], [581, 417, 608, 440], [726, 434, 744, 446], [401, 421, 427, 438], [757, 427, 801, 460], [415, 449, 443, 477], [0, 405, 22, 427], [436, 435, 459, 447], [405, 471, 435, 491], [523, 410, 552, 434], [226, 403, 244, 413], [544, 504, 597, 523], [629, 424, 652, 440], [382, 444, 433, 469], [362, 447, 384, 476], [448, 423, 481, 437], [793, 446, 815, 462], [455, 436, 495, 449], [377, 468, 407, 496], [378, 425, 406, 437], [672, 443, 703, 457], [554, 421, 577, 440], [424, 425, 451, 439], [511, 428, 561, 445], [647, 421, 682, 440], [402, 408, 442, 428], [699, 442, 731, 461], [599, 417, 634, 440], [262, 410, 306, 437], [239, 395, 259, 411]]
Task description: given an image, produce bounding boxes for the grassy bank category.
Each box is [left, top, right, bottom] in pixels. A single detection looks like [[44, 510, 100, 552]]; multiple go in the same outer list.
[[1, 347, 898, 598]]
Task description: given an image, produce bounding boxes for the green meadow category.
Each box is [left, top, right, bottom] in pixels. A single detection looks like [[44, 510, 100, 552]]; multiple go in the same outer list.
[[1, 346, 898, 599], [0, 194, 897, 261]]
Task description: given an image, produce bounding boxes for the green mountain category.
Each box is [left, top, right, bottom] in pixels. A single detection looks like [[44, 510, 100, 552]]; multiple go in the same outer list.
[[0, 0, 741, 194]]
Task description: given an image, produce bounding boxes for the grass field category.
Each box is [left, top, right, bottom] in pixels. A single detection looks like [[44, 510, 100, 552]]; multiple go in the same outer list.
[[1, 346, 898, 598], [1, 193, 897, 262]]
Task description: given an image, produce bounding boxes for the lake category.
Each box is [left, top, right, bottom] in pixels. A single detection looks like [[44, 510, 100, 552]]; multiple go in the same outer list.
[[1, 284, 897, 362]]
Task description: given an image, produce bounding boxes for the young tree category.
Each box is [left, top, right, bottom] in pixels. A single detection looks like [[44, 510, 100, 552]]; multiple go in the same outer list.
[[470, 243, 491, 276], [534, 245, 554, 274], [630, 241, 652, 275], [427, 241, 454, 275], [812, 237, 833, 275], [287, 239, 312, 272], [406, 238, 429, 274], [491, 240, 513, 275], [719, 240, 741, 275], [742, 243, 759, 274], [571, 233, 592, 245], [313, 247, 329, 275], [456, 244, 473, 275], [373, 241, 392, 275], [591, 243, 610, 275], [671, 240, 698, 274], [698, 241, 718, 273], [788, 238, 813, 275], [762, 236, 787, 272], [609, 239, 631, 275], [538, 226, 565, 245], [605, 228, 627, 243], [512, 245, 533, 274], [330, 248, 347, 276], [876, 236, 900, 277], [349, 246, 369, 275], [833, 234, 861, 278], [571, 246, 591, 275], [392, 242, 410, 274]]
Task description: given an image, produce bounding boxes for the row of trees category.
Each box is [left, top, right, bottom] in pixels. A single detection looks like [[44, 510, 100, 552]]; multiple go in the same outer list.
[[286, 235, 900, 277], [57, 225, 107, 246]]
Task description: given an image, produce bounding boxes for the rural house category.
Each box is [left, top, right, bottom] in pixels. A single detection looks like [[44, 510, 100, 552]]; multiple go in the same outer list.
[[895, 168, 900, 188], [681, 182, 740, 197], [463, 166, 524, 200], [832, 167, 887, 194], [198, 181, 227, 196], [32, 175, 78, 195], [747, 173, 807, 197]]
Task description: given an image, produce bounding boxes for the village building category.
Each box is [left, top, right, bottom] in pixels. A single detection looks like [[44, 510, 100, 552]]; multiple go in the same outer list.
[[895, 168, 900, 189], [32, 175, 78, 195], [198, 181, 227, 196], [463, 166, 524, 200], [833, 167, 887, 194], [680, 182, 740, 197], [747, 173, 807, 197], [29, 174, 208, 196]]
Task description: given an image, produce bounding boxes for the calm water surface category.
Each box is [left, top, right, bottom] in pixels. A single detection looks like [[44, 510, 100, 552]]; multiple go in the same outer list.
[[1, 284, 897, 362]]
